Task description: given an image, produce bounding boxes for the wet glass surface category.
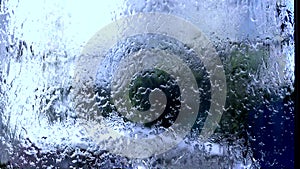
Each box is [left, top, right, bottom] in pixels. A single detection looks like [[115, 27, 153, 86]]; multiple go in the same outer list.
[[0, 0, 294, 168]]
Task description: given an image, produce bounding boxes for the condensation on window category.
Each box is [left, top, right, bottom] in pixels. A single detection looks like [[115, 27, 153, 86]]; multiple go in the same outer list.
[[0, 0, 294, 168]]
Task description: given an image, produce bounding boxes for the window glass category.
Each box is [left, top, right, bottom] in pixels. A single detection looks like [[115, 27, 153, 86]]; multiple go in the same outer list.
[[0, 0, 294, 168]]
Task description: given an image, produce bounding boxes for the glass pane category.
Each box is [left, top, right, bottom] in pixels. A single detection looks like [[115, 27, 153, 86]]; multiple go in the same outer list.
[[0, 0, 294, 168]]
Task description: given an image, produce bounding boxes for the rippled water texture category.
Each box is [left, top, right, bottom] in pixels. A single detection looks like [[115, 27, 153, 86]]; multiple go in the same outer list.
[[0, 0, 294, 168]]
